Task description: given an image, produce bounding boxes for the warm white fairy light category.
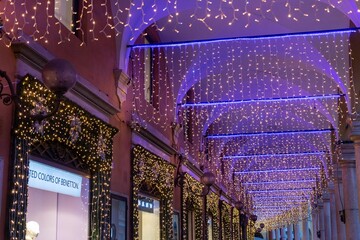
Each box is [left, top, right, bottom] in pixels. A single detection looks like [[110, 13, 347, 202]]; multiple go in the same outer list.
[[1, 0, 360, 45], [129, 30, 356, 227]]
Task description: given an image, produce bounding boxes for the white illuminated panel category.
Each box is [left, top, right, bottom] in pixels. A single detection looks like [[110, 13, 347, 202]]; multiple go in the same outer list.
[[28, 160, 82, 197]]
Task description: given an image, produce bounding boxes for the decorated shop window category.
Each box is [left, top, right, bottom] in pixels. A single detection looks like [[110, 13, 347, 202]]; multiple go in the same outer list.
[[27, 159, 90, 240], [8, 75, 117, 240], [132, 146, 175, 240], [182, 174, 203, 240]]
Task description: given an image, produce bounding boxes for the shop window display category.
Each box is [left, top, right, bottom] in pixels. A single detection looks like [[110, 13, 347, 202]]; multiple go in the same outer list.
[[111, 196, 127, 240], [208, 216, 213, 240], [26, 160, 89, 240], [138, 195, 160, 240]]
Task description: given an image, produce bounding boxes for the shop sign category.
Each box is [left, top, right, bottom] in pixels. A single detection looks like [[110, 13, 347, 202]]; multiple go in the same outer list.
[[138, 196, 154, 213], [28, 160, 82, 197]]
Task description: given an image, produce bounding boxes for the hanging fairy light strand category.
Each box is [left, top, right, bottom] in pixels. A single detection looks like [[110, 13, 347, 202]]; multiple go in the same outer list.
[[129, 28, 355, 226], [1, 0, 360, 45]]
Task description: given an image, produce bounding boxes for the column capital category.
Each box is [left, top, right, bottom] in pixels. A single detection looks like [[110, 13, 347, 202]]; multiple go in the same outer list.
[[350, 119, 360, 142], [327, 182, 335, 194], [332, 163, 343, 183], [339, 142, 356, 166], [322, 192, 331, 202]]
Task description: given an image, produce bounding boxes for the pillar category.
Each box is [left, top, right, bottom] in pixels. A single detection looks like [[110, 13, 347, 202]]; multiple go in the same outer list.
[[311, 210, 318, 240], [287, 224, 292, 240], [302, 218, 309, 240], [318, 202, 325, 239], [202, 195, 207, 240], [281, 226, 287, 240], [240, 214, 248, 240], [322, 192, 332, 240], [294, 222, 301, 240], [276, 228, 280, 240], [333, 163, 346, 239], [269, 229, 273, 240], [328, 183, 338, 240], [340, 142, 360, 240]]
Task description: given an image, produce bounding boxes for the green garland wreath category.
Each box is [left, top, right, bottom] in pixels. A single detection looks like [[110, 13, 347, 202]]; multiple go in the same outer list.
[[132, 145, 175, 240], [182, 173, 203, 240], [222, 201, 232, 240], [207, 192, 220, 239], [8, 75, 117, 240]]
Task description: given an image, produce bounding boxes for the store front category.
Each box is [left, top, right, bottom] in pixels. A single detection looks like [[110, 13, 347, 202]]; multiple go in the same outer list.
[[7, 75, 117, 239], [131, 145, 175, 240], [27, 160, 90, 239]]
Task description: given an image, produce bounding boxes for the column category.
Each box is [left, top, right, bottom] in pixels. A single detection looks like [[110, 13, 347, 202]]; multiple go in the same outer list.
[[268, 229, 273, 240], [328, 183, 338, 240], [318, 202, 325, 239], [276, 228, 280, 240], [340, 142, 360, 240], [294, 222, 301, 240], [333, 163, 346, 239], [202, 195, 207, 240], [311, 210, 318, 240], [301, 218, 309, 240], [281, 226, 287, 240], [323, 192, 332, 240], [287, 224, 292, 240]]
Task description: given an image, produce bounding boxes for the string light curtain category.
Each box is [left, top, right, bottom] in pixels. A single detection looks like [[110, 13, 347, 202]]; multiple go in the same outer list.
[[130, 30, 356, 227], [1, 0, 360, 45]]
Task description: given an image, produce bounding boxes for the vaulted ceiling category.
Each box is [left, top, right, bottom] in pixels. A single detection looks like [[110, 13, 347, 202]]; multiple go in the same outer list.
[[126, 0, 359, 226]]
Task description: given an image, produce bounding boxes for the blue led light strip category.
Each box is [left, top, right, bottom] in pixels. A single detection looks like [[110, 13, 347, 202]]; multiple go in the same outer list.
[[254, 196, 308, 200], [242, 179, 316, 185], [207, 129, 332, 139], [248, 188, 313, 193], [179, 94, 343, 108], [225, 151, 326, 159], [128, 27, 359, 48], [234, 167, 320, 174]]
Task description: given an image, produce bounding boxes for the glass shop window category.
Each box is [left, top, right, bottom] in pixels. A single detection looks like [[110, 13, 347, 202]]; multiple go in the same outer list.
[[173, 212, 180, 240], [26, 159, 89, 240], [187, 211, 196, 240], [54, 0, 80, 33], [208, 215, 213, 240], [138, 195, 160, 240], [111, 195, 127, 240]]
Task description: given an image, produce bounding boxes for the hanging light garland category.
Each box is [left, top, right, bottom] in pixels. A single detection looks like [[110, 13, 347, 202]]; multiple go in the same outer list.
[[129, 23, 358, 227], [0, 0, 359, 45]]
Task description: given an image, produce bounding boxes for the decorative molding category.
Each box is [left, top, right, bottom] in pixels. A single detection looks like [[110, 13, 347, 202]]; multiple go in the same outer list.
[[11, 40, 120, 120], [30, 141, 89, 173], [134, 125, 177, 156], [114, 68, 130, 108]]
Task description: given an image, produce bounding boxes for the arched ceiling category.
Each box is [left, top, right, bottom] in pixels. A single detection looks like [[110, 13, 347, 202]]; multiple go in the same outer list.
[[124, 0, 359, 227]]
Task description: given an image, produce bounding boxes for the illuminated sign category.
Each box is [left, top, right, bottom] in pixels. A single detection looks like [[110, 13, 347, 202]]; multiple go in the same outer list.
[[138, 196, 154, 213], [28, 160, 83, 197]]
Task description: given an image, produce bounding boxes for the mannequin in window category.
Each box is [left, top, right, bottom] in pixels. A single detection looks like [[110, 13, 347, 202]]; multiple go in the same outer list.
[[25, 221, 40, 240]]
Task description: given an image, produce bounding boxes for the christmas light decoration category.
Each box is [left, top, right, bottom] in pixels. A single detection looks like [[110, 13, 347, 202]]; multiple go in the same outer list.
[[242, 179, 316, 185], [207, 129, 332, 139], [224, 151, 326, 159], [129, 24, 357, 229], [8, 75, 117, 239], [180, 93, 343, 108], [0, 1, 360, 46], [132, 146, 175, 240], [234, 167, 320, 174]]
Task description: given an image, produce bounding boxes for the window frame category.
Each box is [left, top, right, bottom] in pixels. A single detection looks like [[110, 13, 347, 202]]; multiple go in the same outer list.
[[110, 194, 128, 240]]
